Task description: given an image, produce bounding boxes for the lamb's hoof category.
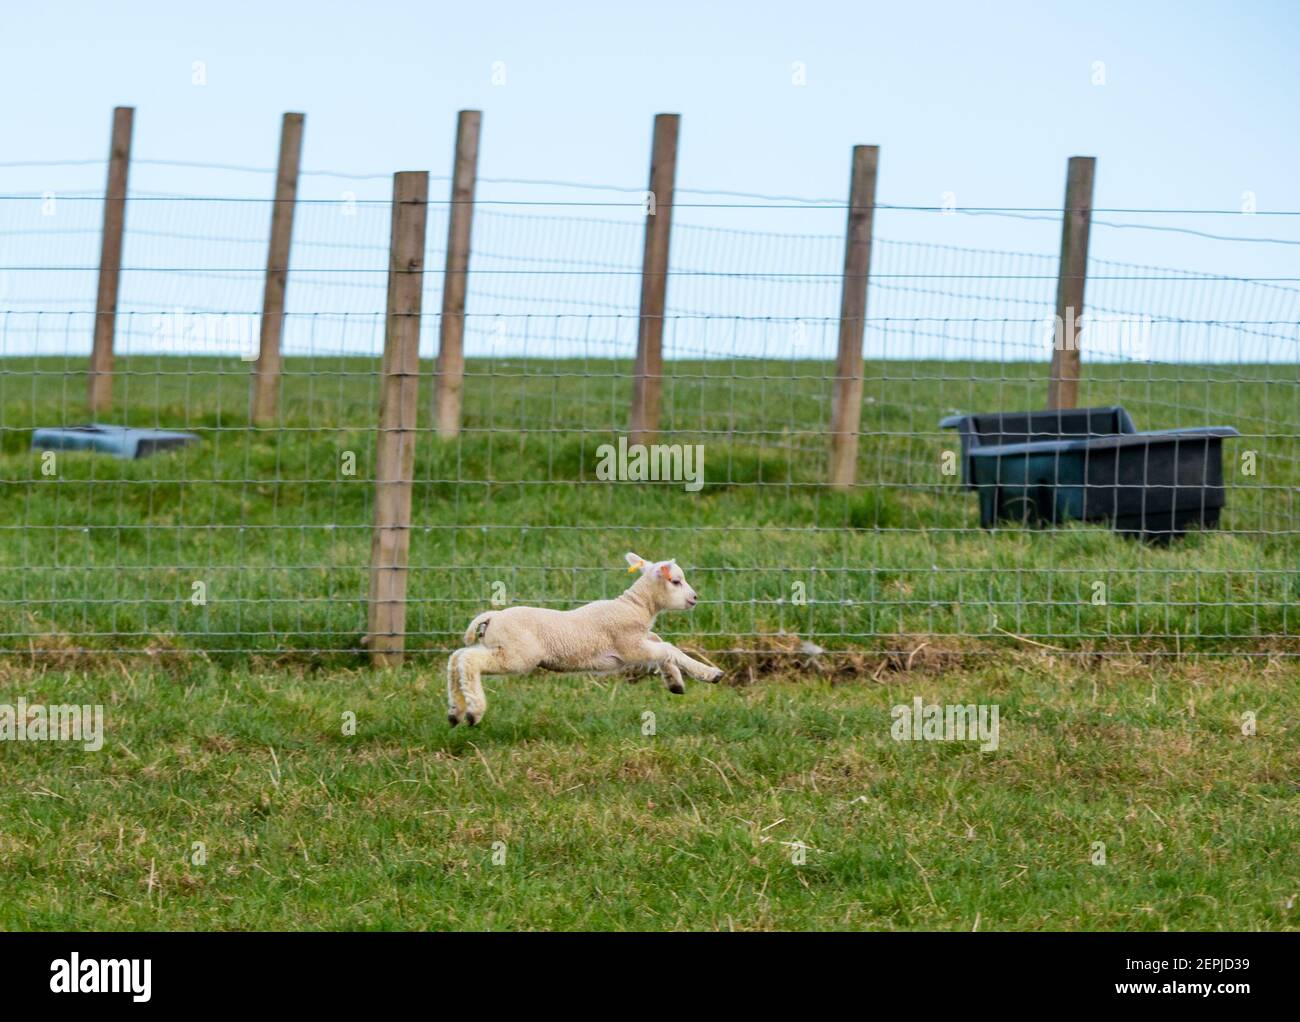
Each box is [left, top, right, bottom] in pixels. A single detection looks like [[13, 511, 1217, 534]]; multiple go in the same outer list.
[[448, 713, 460, 727], [668, 682, 685, 695], [707, 668, 724, 683], [465, 711, 479, 726]]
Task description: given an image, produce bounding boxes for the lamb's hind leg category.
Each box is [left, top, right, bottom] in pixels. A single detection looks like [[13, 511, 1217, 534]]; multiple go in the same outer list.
[[455, 647, 488, 726], [447, 650, 468, 726], [454, 645, 536, 726]]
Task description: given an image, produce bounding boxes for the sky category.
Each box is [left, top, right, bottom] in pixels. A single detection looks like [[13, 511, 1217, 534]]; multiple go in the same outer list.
[[1, 0, 1297, 361]]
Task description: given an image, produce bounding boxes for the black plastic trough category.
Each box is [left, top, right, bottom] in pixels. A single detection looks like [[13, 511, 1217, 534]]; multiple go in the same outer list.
[[939, 406, 1238, 540]]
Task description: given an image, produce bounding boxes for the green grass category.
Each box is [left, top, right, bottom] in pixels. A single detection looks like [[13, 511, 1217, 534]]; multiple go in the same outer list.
[[0, 356, 1294, 930], [0, 355, 1295, 658], [0, 657, 1295, 930]]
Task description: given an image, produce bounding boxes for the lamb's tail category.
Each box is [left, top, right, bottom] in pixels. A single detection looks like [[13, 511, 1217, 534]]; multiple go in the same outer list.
[[463, 612, 493, 647]]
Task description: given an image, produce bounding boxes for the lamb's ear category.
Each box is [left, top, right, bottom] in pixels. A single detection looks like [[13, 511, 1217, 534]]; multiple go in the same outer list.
[[658, 562, 673, 580], [625, 551, 647, 574]]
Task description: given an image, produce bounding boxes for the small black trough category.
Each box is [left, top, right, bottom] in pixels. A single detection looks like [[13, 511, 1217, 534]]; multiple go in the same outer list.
[[939, 406, 1238, 540], [31, 424, 199, 460]]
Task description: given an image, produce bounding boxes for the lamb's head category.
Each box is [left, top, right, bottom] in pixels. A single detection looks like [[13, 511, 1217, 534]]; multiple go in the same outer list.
[[625, 551, 698, 612]]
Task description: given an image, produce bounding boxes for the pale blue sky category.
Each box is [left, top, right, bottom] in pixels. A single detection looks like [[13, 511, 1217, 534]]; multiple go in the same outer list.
[[1, 0, 1296, 361], [4, 0, 1297, 207]]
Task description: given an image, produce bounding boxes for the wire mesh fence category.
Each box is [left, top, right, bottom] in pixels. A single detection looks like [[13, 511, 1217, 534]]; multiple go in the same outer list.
[[1, 152, 1297, 661]]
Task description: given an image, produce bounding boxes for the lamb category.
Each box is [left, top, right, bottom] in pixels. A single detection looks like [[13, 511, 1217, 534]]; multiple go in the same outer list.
[[446, 552, 724, 726]]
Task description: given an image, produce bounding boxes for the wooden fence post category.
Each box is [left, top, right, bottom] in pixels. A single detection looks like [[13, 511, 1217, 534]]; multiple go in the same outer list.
[[251, 111, 305, 424], [629, 113, 680, 446], [367, 172, 429, 666], [434, 110, 481, 439], [1047, 156, 1096, 410], [88, 106, 133, 415], [829, 144, 879, 488]]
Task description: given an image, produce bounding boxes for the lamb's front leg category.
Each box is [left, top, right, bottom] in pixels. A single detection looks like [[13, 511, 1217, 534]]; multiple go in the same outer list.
[[642, 639, 724, 684], [645, 631, 686, 694], [659, 658, 685, 695], [672, 646, 723, 682]]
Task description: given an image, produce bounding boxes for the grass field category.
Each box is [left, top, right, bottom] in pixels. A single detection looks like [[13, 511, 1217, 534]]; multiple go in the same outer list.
[[0, 355, 1296, 658], [0, 355, 1295, 930], [0, 656, 1295, 930]]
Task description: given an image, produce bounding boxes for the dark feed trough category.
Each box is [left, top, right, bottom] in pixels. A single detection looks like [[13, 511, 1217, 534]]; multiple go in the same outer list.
[[940, 406, 1239, 542]]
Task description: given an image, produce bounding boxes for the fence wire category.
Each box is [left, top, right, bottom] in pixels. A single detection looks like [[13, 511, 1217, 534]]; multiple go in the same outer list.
[[0, 159, 1296, 659]]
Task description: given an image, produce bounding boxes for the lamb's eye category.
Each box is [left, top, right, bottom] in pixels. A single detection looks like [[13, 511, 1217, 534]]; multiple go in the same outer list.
[[672, 579, 682, 586]]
